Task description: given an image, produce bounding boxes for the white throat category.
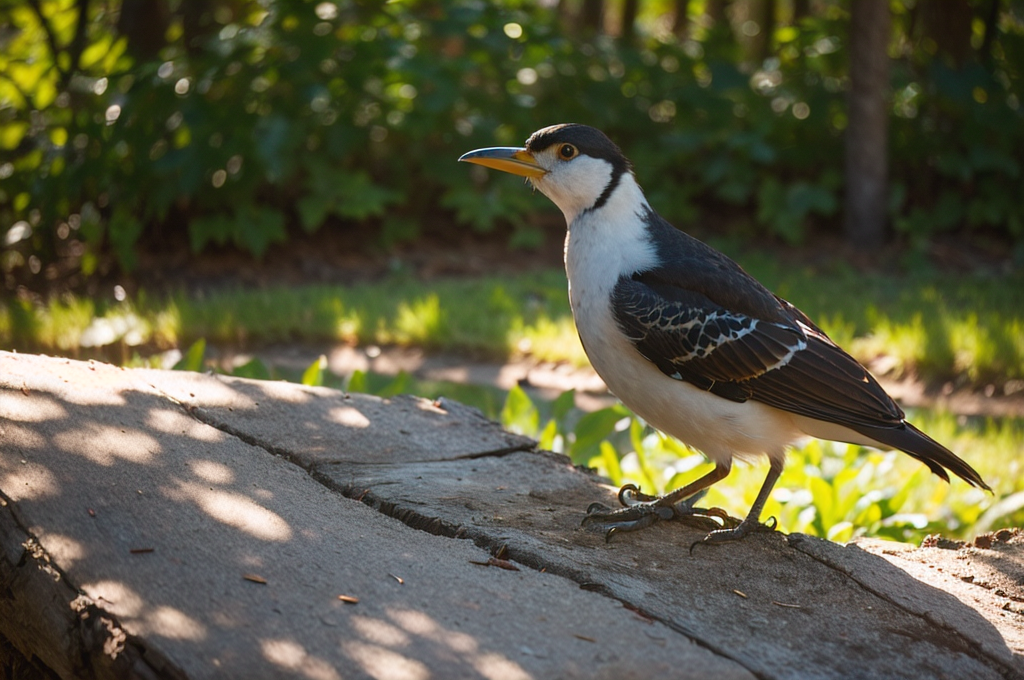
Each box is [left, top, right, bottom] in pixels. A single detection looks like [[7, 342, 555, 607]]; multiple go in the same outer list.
[[562, 172, 657, 337], [563, 171, 654, 279], [532, 156, 616, 225]]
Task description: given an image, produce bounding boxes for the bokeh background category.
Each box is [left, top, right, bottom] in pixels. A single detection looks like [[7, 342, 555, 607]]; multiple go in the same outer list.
[[3, 0, 1023, 284]]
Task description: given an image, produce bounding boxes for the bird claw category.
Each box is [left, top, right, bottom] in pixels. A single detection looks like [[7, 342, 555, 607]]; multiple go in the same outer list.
[[617, 483, 659, 506], [582, 485, 737, 541], [689, 516, 778, 554], [582, 500, 675, 541]]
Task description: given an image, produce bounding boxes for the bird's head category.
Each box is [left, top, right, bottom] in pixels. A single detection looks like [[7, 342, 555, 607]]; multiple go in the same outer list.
[[459, 124, 632, 223]]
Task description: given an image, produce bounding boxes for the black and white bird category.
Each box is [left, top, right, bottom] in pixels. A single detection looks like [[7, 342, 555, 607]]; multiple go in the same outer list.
[[459, 124, 989, 545]]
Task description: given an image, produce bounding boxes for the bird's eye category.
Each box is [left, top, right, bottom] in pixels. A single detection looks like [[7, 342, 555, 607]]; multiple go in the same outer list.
[[558, 144, 578, 160]]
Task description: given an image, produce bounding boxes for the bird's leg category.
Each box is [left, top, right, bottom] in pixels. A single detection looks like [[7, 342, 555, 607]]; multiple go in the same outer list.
[[582, 464, 735, 539], [692, 457, 783, 550]]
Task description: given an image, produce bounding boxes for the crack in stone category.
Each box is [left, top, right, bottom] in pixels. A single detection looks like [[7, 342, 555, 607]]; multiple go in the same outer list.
[[310, 471, 771, 680], [147, 384, 771, 680], [174, 399, 536, 467], [163, 384, 1015, 679]]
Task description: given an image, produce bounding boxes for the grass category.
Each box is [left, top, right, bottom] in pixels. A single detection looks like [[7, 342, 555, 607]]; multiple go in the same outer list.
[[1, 270, 585, 365], [3, 257, 1024, 389]]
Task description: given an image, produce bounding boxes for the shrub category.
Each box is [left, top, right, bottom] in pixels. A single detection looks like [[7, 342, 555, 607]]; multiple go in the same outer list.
[[1, 1, 1022, 291]]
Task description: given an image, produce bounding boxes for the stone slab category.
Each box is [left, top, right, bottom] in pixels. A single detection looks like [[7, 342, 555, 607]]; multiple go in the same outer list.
[[317, 452, 1024, 680], [854, 534, 1024, 661], [0, 351, 751, 679]]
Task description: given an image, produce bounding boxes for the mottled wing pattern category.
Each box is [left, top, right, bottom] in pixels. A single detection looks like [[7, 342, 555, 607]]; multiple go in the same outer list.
[[611, 274, 905, 427], [612, 276, 807, 399]]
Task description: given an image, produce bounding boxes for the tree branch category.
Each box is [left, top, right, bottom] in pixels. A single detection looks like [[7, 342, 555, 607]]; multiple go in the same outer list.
[[66, 0, 92, 84], [24, 0, 67, 84]]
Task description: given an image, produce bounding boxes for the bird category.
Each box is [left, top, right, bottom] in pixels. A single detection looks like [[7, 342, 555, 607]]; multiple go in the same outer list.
[[459, 123, 990, 546]]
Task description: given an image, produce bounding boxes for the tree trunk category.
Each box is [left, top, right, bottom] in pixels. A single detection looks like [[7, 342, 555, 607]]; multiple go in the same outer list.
[[621, 0, 639, 41], [844, 0, 892, 250], [752, 0, 776, 63], [580, 0, 604, 33], [979, 0, 1001, 65], [792, 0, 810, 23], [706, 0, 729, 29], [117, 0, 170, 61], [672, 0, 690, 37], [919, 0, 973, 67]]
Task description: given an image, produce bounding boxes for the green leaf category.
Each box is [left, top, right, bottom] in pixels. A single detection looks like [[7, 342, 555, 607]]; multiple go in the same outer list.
[[297, 193, 334, 233], [254, 115, 294, 181], [188, 214, 234, 253], [826, 520, 854, 543], [174, 338, 207, 372], [379, 215, 421, 248], [598, 440, 623, 486], [347, 370, 368, 393], [232, 358, 272, 380], [808, 476, 834, 533], [334, 170, 401, 221], [500, 384, 539, 436], [236, 207, 287, 258], [377, 371, 412, 397], [570, 407, 625, 465], [301, 354, 326, 387], [108, 206, 144, 272], [629, 418, 660, 494], [0, 122, 28, 149], [537, 418, 559, 450], [441, 185, 523, 232], [551, 389, 576, 423], [775, 26, 799, 43]]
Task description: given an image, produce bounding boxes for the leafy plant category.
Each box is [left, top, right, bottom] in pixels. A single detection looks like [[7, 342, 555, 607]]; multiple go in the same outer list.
[[2, 1, 1023, 292]]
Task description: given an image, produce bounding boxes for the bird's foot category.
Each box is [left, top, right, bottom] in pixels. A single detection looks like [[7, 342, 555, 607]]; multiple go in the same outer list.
[[689, 516, 778, 553], [581, 484, 739, 541]]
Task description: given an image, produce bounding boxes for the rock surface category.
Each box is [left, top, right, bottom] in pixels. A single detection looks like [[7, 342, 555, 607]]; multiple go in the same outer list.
[[1, 351, 1021, 679]]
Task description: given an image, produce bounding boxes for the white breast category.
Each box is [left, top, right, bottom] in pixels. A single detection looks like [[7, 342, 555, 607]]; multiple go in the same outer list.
[[563, 177, 802, 465]]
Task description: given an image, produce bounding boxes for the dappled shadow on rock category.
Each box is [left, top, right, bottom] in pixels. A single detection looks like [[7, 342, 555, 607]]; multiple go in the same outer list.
[[1, 352, 746, 680], [135, 367, 536, 467]]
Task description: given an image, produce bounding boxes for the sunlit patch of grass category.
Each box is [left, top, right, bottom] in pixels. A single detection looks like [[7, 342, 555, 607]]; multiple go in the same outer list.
[[3, 263, 1023, 387], [390, 293, 447, 346], [852, 312, 933, 378], [517, 315, 588, 366]]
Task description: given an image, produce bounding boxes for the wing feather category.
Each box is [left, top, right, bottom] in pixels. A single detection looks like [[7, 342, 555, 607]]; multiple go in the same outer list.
[[611, 274, 903, 428]]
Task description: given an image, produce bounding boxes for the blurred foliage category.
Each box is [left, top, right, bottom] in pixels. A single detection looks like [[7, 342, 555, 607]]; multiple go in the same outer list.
[[1, 0, 1023, 292]]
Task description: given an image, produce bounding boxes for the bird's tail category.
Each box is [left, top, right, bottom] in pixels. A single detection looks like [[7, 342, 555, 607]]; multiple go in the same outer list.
[[851, 422, 991, 491]]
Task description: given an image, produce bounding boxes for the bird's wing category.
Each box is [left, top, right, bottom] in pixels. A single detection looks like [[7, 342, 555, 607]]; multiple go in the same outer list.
[[611, 274, 905, 428]]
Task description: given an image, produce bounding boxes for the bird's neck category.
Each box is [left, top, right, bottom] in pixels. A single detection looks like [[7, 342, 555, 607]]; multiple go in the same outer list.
[[564, 173, 657, 307]]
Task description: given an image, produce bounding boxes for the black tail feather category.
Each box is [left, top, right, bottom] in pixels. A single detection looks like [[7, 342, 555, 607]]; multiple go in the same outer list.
[[850, 421, 991, 491]]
